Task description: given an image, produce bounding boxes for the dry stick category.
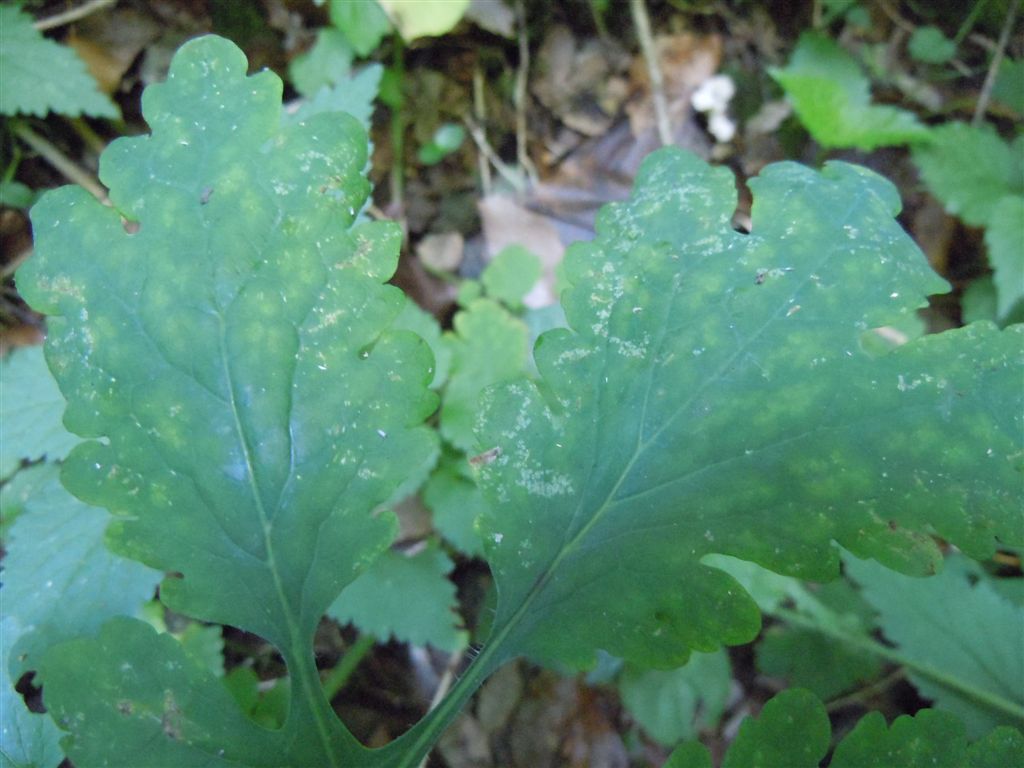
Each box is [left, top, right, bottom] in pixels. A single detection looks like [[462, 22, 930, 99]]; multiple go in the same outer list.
[[874, 0, 916, 34], [630, 0, 672, 147], [415, 639, 470, 768], [13, 123, 108, 203], [34, 0, 116, 30], [472, 68, 493, 197], [462, 116, 526, 193], [514, 0, 538, 189], [973, 0, 1020, 127]]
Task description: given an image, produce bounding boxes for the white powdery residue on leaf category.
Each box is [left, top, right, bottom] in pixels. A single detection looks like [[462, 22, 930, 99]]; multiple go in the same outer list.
[[609, 334, 649, 359], [896, 373, 946, 392], [555, 346, 594, 365], [517, 464, 574, 498]]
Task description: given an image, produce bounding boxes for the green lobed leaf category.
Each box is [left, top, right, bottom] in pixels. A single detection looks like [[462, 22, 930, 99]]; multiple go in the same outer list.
[[288, 28, 354, 97], [286, 64, 383, 133], [670, 689, 1024, 768], [328, 541, 467, 652], [329, 0, 392, 57], [985, 195, 1024, 322], [0, 346, 80, 479], [472, 147, 1023, 672], [845, 553, 1024, 736], [771, 32, 929, 150], [618, 649, 731, 746], [911, 122, 1024, 228], [831, 708, 1024, 767], [17, 35, 436, 766], [724, 689, 830, 767], [0, 5, 118, 118]]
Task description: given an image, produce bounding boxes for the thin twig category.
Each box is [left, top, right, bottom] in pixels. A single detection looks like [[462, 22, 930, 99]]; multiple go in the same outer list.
[[34, 0, 116, 31], [462, 116, 525, 193], [825, 668, 906, 713], [630, 0, 672, 147], [973, 0, 1020, 126], [514, 0, 538, 188], [874, 0, 916, 35], [415, 640, 469, 768], [472, 68, 492, 196], [13, 122, 108, 203]]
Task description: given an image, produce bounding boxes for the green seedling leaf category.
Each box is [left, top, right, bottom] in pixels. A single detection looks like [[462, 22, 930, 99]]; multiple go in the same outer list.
[[378, 0, 470, 41], [0, 346, 80, 478], [441, 298, 531, 451], [18, 35, 436, 766], [417, 122, 466, 165], [908, 26, 956, 64], [286, 64, 383, 133], [481, 245, 542, 309], [0, 180, 37, 209], [912, 122, 1024, 228], [671, 689, 1024, 768], [423, 454, 487, 556], [0, 5, 118, 118], [329, 0, 392, 57], [986, 194, 1024, 322], [993, 58, 1024, 115], [473, 147, 1023, 672], [619, 649, 731, 746], [845, 553, 1024, 736], [771, 32, 929, 150], [329, 541, 467, 652], [289, 28, 354, 97]]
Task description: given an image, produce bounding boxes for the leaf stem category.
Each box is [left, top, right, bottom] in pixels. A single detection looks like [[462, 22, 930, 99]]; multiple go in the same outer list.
[[772, 606, 1024, 725], [389, 35, 406, 219], [372, 634, 510, 768], [321, 633, 376, 702]]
